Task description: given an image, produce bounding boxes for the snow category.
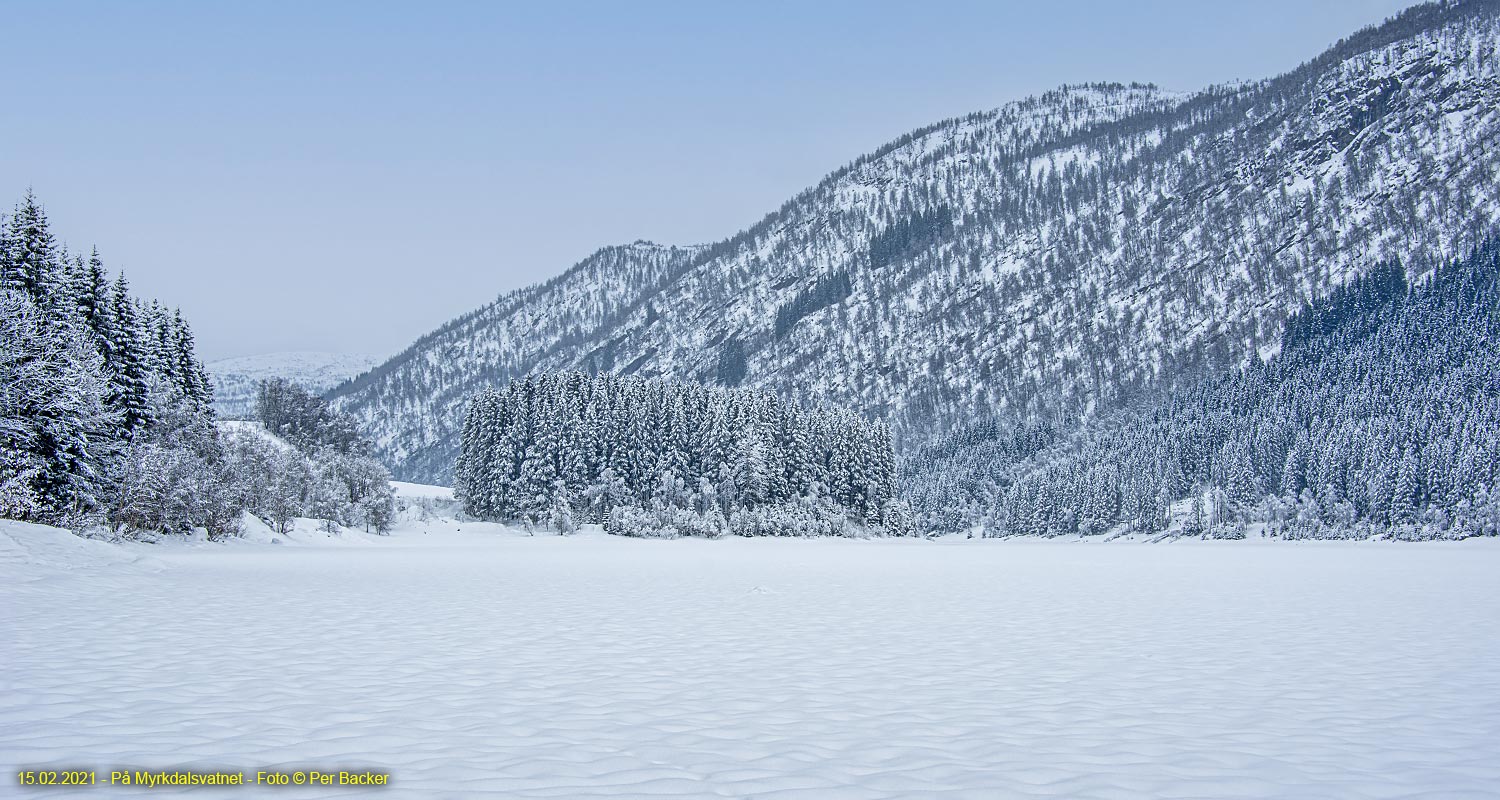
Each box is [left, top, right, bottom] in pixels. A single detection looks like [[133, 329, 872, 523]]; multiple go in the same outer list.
[[205, 351, 379, 383], [4, 517, 1499, 798], [215, 420, 295, 452], [390, 480, 454, 500]]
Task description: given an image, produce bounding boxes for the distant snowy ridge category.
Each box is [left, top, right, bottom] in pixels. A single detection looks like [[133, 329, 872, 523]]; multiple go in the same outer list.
[[209, 351, 380, 418], [329, 1, 1500, 484]]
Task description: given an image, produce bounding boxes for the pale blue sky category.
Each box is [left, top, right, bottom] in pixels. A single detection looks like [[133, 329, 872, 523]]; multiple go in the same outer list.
[[1, 0, 1412, 360]]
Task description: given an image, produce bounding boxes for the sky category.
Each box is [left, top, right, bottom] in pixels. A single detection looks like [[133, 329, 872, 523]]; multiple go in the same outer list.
[[1, 0, 1413, 362]]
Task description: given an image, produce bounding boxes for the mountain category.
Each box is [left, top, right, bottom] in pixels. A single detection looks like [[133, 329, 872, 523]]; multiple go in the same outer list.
[[208, 351, 381, 419], [330, 0, 1500, 484]]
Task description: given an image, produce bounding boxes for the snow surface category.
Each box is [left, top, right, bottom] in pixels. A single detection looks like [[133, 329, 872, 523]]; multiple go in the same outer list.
[[215, 420, 297, 452], [4, 516, 1499, 798], [390, 480, 455, 500]]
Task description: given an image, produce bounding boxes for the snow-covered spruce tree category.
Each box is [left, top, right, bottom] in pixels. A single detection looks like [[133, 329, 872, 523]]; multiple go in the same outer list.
[[548, 478, 576, 535], [455, 372, 901, 537], [107, 273, 153, 434], [1, 190, 63, 308], [170, 308, 213, 412], [70, 249, 113, 354], [0, 290, 119, 521]]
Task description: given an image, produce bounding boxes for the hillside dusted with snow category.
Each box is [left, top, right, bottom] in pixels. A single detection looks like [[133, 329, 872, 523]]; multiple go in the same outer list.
[[208, 351, 380, 418], [330, 1, 1500, 484]]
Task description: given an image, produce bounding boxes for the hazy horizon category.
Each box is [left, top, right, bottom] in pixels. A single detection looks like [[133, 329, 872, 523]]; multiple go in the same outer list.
[[3, 0, 1411, 361]]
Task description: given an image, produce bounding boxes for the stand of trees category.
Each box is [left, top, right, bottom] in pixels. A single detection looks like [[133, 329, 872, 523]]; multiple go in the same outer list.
[[455, 372, 911, 537], [255, 378, 370, 455], [0, 191, 225, 533], [0, 192, 394, 538], [220, 379, 394, 535]]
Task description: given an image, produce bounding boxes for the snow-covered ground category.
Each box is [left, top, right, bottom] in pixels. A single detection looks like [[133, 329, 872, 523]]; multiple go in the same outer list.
[[390, 480, 455, 500], [4, 511, 1499, 798]]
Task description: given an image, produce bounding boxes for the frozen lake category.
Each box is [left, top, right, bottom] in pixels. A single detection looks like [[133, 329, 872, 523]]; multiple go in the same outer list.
[[4, 520, 1499, 798]]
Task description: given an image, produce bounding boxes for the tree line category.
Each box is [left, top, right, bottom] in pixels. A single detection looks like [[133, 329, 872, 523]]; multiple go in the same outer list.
[[0, 192, 394, 537], [1, 191, 213, 525], [455, 372, 912, 537]]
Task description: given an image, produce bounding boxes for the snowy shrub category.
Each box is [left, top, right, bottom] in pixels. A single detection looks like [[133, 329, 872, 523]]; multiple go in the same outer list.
[[312, 448, 396, 533], [874, 498, 914, 536], [357, 491, 396, 533], [0, 460, 42, 520], [722, 500, 854, 538], [606, 504, 729, 539], [1205, 523, 1247, 541]]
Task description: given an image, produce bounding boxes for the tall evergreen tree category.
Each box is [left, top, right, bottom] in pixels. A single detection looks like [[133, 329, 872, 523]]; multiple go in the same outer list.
[[0, 191, 61, 308], [73, 248, 114, 357], [171, 309, 212, 409], [108, 273, 152, 434], [0, 290, 120, 518]]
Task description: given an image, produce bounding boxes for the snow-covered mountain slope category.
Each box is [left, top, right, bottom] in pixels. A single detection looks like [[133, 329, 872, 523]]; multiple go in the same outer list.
[[330, 1, 1500, 483], [209, 351, 380, 418]]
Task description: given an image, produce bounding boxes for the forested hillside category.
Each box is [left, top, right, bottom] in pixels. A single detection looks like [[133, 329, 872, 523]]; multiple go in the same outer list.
[[333, 242, 704, 481], [906, 237, 1500, 539], [331, 0, 1500, 486]]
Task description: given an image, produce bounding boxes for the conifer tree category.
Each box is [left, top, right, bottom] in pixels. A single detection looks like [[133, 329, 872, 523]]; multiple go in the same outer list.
[[108, 273, 152, 434], [73, 248, 114, 358], [143, 300, 175, 384], [1, 191, 61, 308], [548, 478, 576, 535], [171, 309, 212, 409], [0, 290, 119, 518], [1392, 450, 1420, 524]]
